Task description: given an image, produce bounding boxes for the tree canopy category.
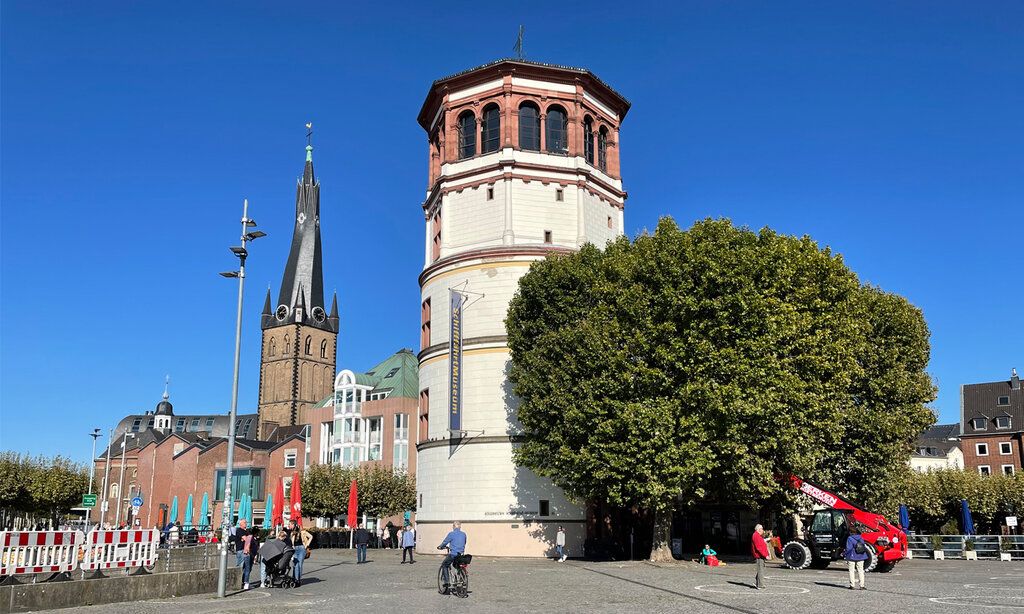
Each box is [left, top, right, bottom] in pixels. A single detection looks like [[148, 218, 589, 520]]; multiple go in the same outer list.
[[506, 218, 936, 553], [0, 452, 89, 529], [300, 463, 415, 521]]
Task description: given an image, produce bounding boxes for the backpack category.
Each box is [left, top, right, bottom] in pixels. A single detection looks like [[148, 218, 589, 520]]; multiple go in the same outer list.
[[853, 536, 867, 555]]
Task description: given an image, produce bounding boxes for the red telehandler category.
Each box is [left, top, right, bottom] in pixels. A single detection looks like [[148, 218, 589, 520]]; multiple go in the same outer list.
[[781, 475, 907, 573]]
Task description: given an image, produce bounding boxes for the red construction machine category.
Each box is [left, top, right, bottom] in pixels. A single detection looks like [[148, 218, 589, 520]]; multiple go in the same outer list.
[[781, 475, 907, 573]]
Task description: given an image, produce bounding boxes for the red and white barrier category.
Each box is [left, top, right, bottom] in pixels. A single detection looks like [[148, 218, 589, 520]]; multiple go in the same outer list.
[[0, 531, 84, 576], [82, 529, 159, 571]]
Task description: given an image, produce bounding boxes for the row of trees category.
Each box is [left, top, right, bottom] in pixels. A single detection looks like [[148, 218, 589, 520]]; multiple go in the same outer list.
[[0, 452, 90, 529], [506, 218, 937, 558], [301, 463, 415, 521], [901, 469, 1024, 534]]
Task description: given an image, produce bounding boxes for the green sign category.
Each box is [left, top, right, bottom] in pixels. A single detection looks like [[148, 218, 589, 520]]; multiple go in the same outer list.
[[82, 494, 97, 508]]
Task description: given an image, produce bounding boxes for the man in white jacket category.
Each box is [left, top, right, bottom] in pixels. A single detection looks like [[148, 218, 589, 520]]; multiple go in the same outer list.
[[556, 526, 567, 562]]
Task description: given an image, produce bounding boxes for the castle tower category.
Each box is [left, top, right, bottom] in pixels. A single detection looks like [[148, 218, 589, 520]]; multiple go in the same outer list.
[[414, 59, 630, 556], [257, 142, 339, 437]]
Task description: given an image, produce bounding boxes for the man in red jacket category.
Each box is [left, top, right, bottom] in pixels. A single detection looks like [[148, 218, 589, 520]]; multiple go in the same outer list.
[[751, 524, 769, 589]]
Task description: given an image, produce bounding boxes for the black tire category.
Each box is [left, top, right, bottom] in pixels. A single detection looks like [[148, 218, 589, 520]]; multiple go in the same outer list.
[[864, 544, 879, 572], [455, 567, 469, 598], [437, 565, 446, 594], [783, 541, 812, 570], [874, 560, 896, 573]]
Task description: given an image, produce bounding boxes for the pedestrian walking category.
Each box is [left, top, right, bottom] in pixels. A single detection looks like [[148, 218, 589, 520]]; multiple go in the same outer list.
[[555, 526, 567, 562], [354, 523, 370, 563], [289, 519, 312, 586], [751, 524, 769, 590], [844, 525, 869, 590], [401, 522, 416, 564], [240, 528, 256, 590], [233, 519, 250, 573]]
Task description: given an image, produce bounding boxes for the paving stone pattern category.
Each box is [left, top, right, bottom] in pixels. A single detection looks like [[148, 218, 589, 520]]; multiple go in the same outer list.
[[55, 549, 1024, 613]]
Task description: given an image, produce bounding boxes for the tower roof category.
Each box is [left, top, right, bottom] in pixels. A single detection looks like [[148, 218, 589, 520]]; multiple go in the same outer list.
[[418, 58, 631, 131], [265, 142, 333, 332]]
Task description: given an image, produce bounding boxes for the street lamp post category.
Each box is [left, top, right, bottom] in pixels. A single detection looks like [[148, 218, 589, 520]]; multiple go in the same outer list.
[[216, 198, 265, 598], [114, 432, 135, 527], [87, 429, 102, 530], [99, 428, 113, 528]]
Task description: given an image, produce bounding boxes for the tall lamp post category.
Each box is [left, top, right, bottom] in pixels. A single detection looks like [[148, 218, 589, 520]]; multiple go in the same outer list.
[[87, 429, 102, 530], [99, 428, 114, 528], [216, 198, 266, 598], [114, 432, 135, 527]]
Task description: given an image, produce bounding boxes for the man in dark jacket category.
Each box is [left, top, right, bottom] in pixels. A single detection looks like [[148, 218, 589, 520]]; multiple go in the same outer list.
[[844, 526, 869, 590], [751, 524, 769, 589], [354, 523, 370, 564]]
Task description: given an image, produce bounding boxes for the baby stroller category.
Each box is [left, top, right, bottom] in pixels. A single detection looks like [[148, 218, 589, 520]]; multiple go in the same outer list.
[[260, 539, 297, 588]]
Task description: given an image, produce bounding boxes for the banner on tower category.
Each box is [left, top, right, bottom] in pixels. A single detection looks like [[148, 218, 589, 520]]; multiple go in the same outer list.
[[448, 290, 465, 434]]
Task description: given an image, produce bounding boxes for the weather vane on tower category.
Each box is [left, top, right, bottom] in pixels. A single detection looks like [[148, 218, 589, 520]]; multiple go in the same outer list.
[[306, 122, 313, 146]]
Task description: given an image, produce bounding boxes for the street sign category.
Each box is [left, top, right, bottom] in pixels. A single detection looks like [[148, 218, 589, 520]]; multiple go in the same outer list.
[[132, 506, 141, 515], [1008, 516, 1019, 528], [82, 494, 97, 508], [131, 496, 144, 507], [101, 500, 109, 512]]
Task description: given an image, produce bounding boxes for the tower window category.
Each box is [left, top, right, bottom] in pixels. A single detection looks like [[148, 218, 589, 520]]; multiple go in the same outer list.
[[431, 211, 442, 262], [304, 336, 312, 355], [320, 339, 328, 359], [598, 126, 608, 172], [487, 186, 494, 201], [269, 338, 277, 357], [481, 104, 501, 154], [545, 105, 568, 154], [518, 102, 540, 151], [555, 188, 564, 202], [607, 215, 613, 229], [457, 110, 476, 159], [544, 230, 552, 244], [419, 389, 429, 444], [421, 298, 432, 350], [584, 116, 595, 164]]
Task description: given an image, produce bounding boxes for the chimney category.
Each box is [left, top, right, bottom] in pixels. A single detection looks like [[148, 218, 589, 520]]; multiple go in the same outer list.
[[1013, 368, 1020, 391]]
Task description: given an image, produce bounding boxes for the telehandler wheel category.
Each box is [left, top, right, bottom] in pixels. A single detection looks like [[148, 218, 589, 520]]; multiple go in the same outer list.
[[874, 560, 896, 573], [783, 541, 812, 570], [864, 544, 879, 572]]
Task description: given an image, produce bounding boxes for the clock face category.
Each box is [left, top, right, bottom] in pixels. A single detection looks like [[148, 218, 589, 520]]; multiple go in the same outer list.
[[276, 305, 289, 321], [312, 306, 326, 323]]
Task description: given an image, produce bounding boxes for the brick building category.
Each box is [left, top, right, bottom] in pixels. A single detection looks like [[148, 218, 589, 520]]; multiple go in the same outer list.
[[960, 369, 1023, 476]]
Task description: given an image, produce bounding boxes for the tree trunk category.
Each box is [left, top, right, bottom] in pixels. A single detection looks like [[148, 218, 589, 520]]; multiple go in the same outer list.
[[649, 508, 674, 562]]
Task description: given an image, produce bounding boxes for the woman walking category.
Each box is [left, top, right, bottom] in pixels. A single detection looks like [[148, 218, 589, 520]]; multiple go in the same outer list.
[[401, 523, 416, 563]]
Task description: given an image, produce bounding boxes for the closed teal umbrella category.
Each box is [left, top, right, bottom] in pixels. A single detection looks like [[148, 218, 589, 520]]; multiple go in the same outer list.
[[246, 493, 254, 525], [169, 496, 179, 524], [183, 494, 194, 529], [263, 491, 273, 530], [241, 493, 250, 525], [200, 493, 210, 530]]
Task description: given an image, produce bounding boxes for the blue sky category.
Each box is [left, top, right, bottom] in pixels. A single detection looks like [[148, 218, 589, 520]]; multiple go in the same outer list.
[[2, 1, 1021, 462]]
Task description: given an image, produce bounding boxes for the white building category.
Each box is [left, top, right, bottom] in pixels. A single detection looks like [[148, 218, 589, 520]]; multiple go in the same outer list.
[[909, 423, 964, 472], [414, 59, 631, 556]]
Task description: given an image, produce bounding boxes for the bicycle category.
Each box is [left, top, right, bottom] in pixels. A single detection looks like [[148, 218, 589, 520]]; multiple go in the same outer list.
[[436, 547, 471, 598]]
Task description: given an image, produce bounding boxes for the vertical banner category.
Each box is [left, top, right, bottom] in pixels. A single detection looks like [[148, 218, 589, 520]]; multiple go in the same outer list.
[[449, 290, 464, 434]]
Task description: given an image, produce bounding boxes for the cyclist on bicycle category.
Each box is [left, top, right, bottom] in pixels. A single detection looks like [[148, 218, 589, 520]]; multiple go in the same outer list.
[[437, 520, 467, 592]]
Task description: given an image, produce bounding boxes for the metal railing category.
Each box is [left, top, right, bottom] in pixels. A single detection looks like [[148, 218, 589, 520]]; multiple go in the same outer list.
[[906, 534, 1024, 560]]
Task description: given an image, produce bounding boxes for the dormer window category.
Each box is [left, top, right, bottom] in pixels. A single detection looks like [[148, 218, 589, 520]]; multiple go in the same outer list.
[[971, 417, 987, 431], [995, 416, 1011, 429], [998, 396, 1010, 406]]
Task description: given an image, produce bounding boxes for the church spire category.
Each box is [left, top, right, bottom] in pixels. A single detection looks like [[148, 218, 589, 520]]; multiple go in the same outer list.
[[265, 134, 327, 331]]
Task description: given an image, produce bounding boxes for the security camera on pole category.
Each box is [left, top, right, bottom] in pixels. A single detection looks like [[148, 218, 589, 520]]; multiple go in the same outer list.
[[216, 198, 266, 598]]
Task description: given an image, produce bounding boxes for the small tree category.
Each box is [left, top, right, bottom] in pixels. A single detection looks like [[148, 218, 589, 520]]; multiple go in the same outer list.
[[356, 465, 416, 519], [300, 463, 353, 519], [0, 452, 33, 529], [26, 456, 88, 527]]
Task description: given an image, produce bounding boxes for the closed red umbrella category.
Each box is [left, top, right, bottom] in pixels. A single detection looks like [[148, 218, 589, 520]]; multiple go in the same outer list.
[[272, 477, 285, 528], [290, 472, 302, 526], [346, 479, 358, 529]]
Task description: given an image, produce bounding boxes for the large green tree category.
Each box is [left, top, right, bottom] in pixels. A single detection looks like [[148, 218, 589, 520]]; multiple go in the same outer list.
[[25, 456, 89, 527], [300, 463, 415, 521], [506, 218, 935, 559]]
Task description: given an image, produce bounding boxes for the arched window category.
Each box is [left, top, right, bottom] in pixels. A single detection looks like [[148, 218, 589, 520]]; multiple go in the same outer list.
[[598, 126, 608, 172], [320, 339, 328, 359], [304, 336, 312, 355], [546, 105, 568, 153], [110, 482, 119, 500], [269, 338, 277, 357], [481, 104, 501, 154], [457, 111, 476, 159], [518, 102, 540, 151], [583, 116, 595, 164], [284, 335, 290, 353]]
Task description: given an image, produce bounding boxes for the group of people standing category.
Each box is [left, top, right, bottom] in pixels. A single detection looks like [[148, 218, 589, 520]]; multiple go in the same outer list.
[[749, 523, 871, 591], [231, 518, 312, 590], [352, 521, 418, 564]]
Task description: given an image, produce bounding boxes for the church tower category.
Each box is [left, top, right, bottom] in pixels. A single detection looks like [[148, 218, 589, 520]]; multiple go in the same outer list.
[[257, 141, 339, 437]]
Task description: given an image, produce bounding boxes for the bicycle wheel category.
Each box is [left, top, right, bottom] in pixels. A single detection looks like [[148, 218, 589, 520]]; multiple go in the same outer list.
[[455, 567, 469, 598], [437, 564, 446, 594]]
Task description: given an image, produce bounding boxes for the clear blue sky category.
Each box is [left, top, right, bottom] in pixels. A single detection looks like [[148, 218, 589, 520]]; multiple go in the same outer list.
[[2, 1, 1021, 462]]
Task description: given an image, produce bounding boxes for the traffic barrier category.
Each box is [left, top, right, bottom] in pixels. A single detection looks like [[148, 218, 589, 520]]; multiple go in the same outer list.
[[0, 530, 84, 576], [82, 529, 160, 571]]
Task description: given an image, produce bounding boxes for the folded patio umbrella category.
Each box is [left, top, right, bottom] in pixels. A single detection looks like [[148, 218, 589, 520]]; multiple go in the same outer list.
[[898, 504, 910, 531], [263, 491, 273, 530], [961, 499, 975, 535], [200, 493, 210, 529], [169, 495, 179, 524], [184, 494, 194, 529], [273, 478, 285, 528], [290, 472, 302, 526]]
